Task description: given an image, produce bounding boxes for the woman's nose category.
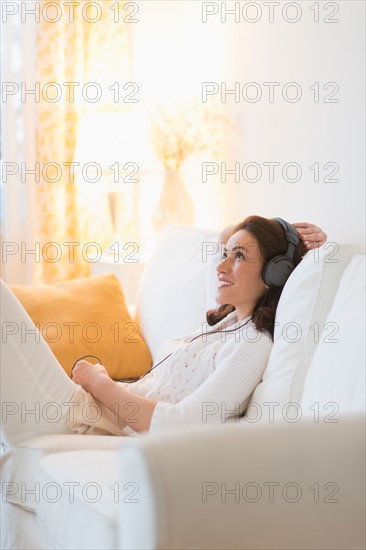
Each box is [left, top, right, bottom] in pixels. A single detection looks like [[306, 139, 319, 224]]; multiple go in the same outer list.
[[216, 256, 230, 274]]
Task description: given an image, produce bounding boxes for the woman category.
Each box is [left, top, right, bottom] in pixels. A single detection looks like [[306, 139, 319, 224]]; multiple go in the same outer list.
[[0, 218, 326, 445]]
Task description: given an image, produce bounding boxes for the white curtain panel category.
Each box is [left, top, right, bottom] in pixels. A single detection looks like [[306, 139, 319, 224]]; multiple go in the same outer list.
[[1, 3, 37, 284]]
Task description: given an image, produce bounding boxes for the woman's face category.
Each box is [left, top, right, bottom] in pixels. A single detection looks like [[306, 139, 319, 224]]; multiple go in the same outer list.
[[216, 229, 268, 320]]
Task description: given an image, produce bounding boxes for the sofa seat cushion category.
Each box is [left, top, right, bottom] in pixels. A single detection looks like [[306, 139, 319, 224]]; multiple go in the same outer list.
[[2, 442, 124, 550], [17, 433, 125, 452], [1, 500, 58, 550], [1, 434, 124, 513], [34, 450, 120, 550]]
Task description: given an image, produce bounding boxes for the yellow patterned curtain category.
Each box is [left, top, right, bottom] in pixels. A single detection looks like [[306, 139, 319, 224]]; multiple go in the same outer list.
[[35, 0, 129, 283]]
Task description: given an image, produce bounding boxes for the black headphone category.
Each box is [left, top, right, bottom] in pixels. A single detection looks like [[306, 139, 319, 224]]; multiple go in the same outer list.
[[261, 218, 299, 288]]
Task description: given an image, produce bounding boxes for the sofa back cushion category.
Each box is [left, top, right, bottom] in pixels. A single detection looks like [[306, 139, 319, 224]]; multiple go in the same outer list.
[[135, 225, 219, 358], [301, 254, 365, 416], [246, 243, 362, 422]]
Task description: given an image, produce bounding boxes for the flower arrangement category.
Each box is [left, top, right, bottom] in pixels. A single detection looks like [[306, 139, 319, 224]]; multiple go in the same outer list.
[[150, 98, 228, 170]]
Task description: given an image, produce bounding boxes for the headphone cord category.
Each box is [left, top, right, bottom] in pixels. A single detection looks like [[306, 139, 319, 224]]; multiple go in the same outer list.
[[71, 290, 269, 383], [114, 315, 253, 383]]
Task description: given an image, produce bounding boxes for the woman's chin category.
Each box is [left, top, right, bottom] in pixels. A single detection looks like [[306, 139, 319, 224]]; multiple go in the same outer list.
[[215, 292, 232, 306], [215, 293, 223, 305]]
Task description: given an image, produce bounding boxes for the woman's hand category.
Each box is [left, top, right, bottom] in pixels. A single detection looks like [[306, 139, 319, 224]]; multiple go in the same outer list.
[[218, 221, 327, 250], [72, 360, 157, 432], [71, 360, 110, 395], [292, 222, 327, 250]]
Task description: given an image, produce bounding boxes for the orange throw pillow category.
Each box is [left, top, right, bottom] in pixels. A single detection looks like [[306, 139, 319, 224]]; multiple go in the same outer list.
[[10, 273, 152, 380]]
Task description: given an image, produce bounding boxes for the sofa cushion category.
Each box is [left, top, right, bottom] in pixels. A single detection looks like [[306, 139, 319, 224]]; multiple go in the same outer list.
[[1, 435, 131, 549], [10, 274, 152, 380], [1, 434, 124, 512], [301, 255, 365, 416], [246, 244, 362, 422], [1, 501, 56, 550], [135, 225, 219, 358], [29, 443, 155, 550], [37, 450, 119, 550]]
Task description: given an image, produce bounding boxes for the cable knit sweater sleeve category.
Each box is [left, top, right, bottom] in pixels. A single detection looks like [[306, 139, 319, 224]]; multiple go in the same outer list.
[[149, 330, 272, 434]]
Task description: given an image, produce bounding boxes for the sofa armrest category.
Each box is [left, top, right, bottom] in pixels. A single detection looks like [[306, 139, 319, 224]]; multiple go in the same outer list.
[[118, 416, 365, 550]]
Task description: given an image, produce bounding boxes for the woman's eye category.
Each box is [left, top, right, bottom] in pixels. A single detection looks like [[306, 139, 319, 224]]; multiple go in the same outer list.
[[221, 251, 245, 261]]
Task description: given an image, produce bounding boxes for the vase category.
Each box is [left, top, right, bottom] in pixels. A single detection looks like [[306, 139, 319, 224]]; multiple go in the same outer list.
[[152, 168, 195, 231]]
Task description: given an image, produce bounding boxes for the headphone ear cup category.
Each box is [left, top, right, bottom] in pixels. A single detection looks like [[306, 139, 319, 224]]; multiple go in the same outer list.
[[262, 256, 295, 288]]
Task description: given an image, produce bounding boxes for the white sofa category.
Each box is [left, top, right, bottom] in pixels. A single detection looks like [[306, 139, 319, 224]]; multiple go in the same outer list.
[[1, 225, 365, 550]]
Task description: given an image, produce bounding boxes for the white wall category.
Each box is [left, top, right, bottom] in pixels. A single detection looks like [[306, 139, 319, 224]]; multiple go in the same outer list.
[[131, 1, 233, 243], [3, 1, 363, 286], [132, 1, 364, 246], [220, 0, 365, 246]]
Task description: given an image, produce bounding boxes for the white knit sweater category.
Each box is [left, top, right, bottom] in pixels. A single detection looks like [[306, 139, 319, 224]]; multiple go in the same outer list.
[[121, 311, 273, 434]]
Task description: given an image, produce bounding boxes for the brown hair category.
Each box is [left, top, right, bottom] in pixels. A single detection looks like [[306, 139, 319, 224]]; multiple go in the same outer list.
[[206, 215, 307, 339]]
